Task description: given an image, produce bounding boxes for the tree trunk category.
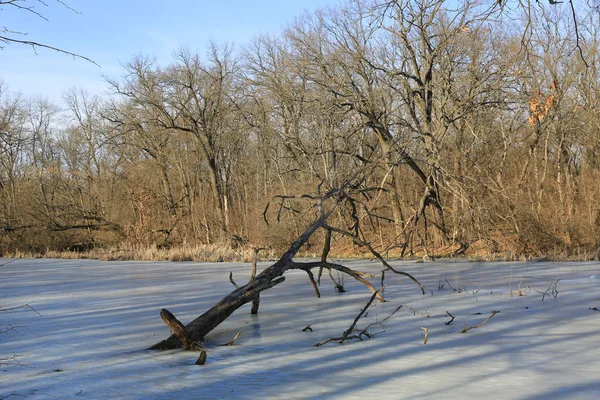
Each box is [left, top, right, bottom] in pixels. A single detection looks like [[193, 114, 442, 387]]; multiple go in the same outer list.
[[149, 209, 389, 350]]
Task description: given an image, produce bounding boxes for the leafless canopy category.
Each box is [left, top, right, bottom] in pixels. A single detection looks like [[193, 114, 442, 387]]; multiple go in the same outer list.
[[0, 0, 97, 64]]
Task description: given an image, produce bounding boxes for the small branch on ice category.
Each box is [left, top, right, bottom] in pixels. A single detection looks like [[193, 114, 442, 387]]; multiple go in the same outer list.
[[508, 275, 530, 297], [195, 350, 208, 365], [380, 305, 404, 323], [421, 327, 429, 344], [536, 280, 559, 301], [589, 307, 600, 312], [229, 272, 239, 289], [329, 269, 346, 293], [360, 304, 404, 338], [315, 289, 381, 347], [461, 311, 500, 333], [250, 248, 262, 314], [0, 392, 27, 400], [220, 331, 241, 346], [250, 247, 264, 283], [406, 304, 430, 317], [445, 279, 466, 293], [445, 279, 457, 292], [0, 259, 17, 268], [306, 270, 321, 298], [445, 311, 455, 325], [317, 228, 332, 285], [230, 248, 264, 310], [1, 324, 24, 334], [0, 354, 24, 367], [0, 303, 41, 316]]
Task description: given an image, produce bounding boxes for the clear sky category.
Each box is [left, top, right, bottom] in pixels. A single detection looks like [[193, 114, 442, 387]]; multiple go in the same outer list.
[[1, 0, 340, 104]]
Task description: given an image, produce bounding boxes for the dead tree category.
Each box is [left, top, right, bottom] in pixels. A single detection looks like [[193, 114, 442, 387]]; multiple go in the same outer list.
[[150, 184, 424, 351]]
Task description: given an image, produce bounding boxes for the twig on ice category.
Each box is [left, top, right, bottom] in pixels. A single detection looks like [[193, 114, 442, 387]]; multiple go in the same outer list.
[[461, 311, 500, 333], [0, 354, 24, 367], [421, 327, 429, 344], [361, 305, 404, 337], [195, 350, 207, 365], [537, 280, 559, 301], [306, 270, 321, 298], [229, 272, 239, 289], [0, 259, 16, 268], [445, 311, 455, 325], [0, 303, 41, 316], [315, 289, 381, 347], [220, 331, 241, 346]]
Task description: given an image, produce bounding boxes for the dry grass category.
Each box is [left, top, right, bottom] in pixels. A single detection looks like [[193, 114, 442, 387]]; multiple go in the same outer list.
[[6, 244, 279, 263], [4, 240, 598, 263]]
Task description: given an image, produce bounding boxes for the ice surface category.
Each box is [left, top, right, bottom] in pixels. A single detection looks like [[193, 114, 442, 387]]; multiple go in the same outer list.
[[1, 258, 600, 399]]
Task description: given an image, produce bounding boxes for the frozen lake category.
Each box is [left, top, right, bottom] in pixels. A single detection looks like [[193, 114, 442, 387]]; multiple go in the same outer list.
[[2, 258, 600, 399]]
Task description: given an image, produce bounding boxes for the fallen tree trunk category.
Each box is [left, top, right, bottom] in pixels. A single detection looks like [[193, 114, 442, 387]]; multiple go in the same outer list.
[[150, 259, 381, 350], [150, 188, 424, 351], [151, 274, 286, 350], [150, 213, 330, 350]]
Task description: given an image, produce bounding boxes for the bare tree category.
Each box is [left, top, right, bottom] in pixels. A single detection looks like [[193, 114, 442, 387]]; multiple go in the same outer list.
[[0, 0, 96, 64]]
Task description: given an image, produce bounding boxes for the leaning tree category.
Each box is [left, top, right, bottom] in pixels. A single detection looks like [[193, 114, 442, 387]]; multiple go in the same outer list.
[[147, 0, 590, 361], [150, 176, 426, 356]]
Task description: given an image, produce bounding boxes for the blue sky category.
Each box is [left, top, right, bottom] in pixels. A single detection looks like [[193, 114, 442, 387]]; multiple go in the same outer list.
[[1, 0, 339, 103]]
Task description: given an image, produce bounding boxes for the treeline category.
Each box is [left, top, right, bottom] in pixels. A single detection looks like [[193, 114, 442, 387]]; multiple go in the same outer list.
[[1, 0, 600, 259]]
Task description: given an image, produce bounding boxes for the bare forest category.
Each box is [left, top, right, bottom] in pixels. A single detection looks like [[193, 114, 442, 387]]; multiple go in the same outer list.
[[2, 0, 600, 261]]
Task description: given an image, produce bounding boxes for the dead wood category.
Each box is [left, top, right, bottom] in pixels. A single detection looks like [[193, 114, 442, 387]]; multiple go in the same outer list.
[[150, 209, 332, 350], [325, 224, 425, 295], [150, 186, 423, 352], [445, 279, 458, 292], [421, 327, 429, 344], [306, 270, 321, 298], [461, 311, 500, 333], [250, 248, 262, 314], [229, 272, 239, 289], [0, 354, 24, 367], [150, 275, 286, 350], [1, 325, 20, 334], [317, 228, 332, 286], [315, 289, 380, 347], [292, 260, 383, 301], [327, 268, 346, 293], [445, 311, 456, 325], [160, 308, 200, 351], [0, 303, 42, 316], [195, 350, 207, 365], [537, 279, 559, 301], [220, 331, 241, 346], [251, 297, 260, 315]]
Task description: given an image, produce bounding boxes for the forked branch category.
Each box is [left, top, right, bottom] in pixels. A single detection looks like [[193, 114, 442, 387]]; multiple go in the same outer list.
[[315, 289, 381, 347]]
